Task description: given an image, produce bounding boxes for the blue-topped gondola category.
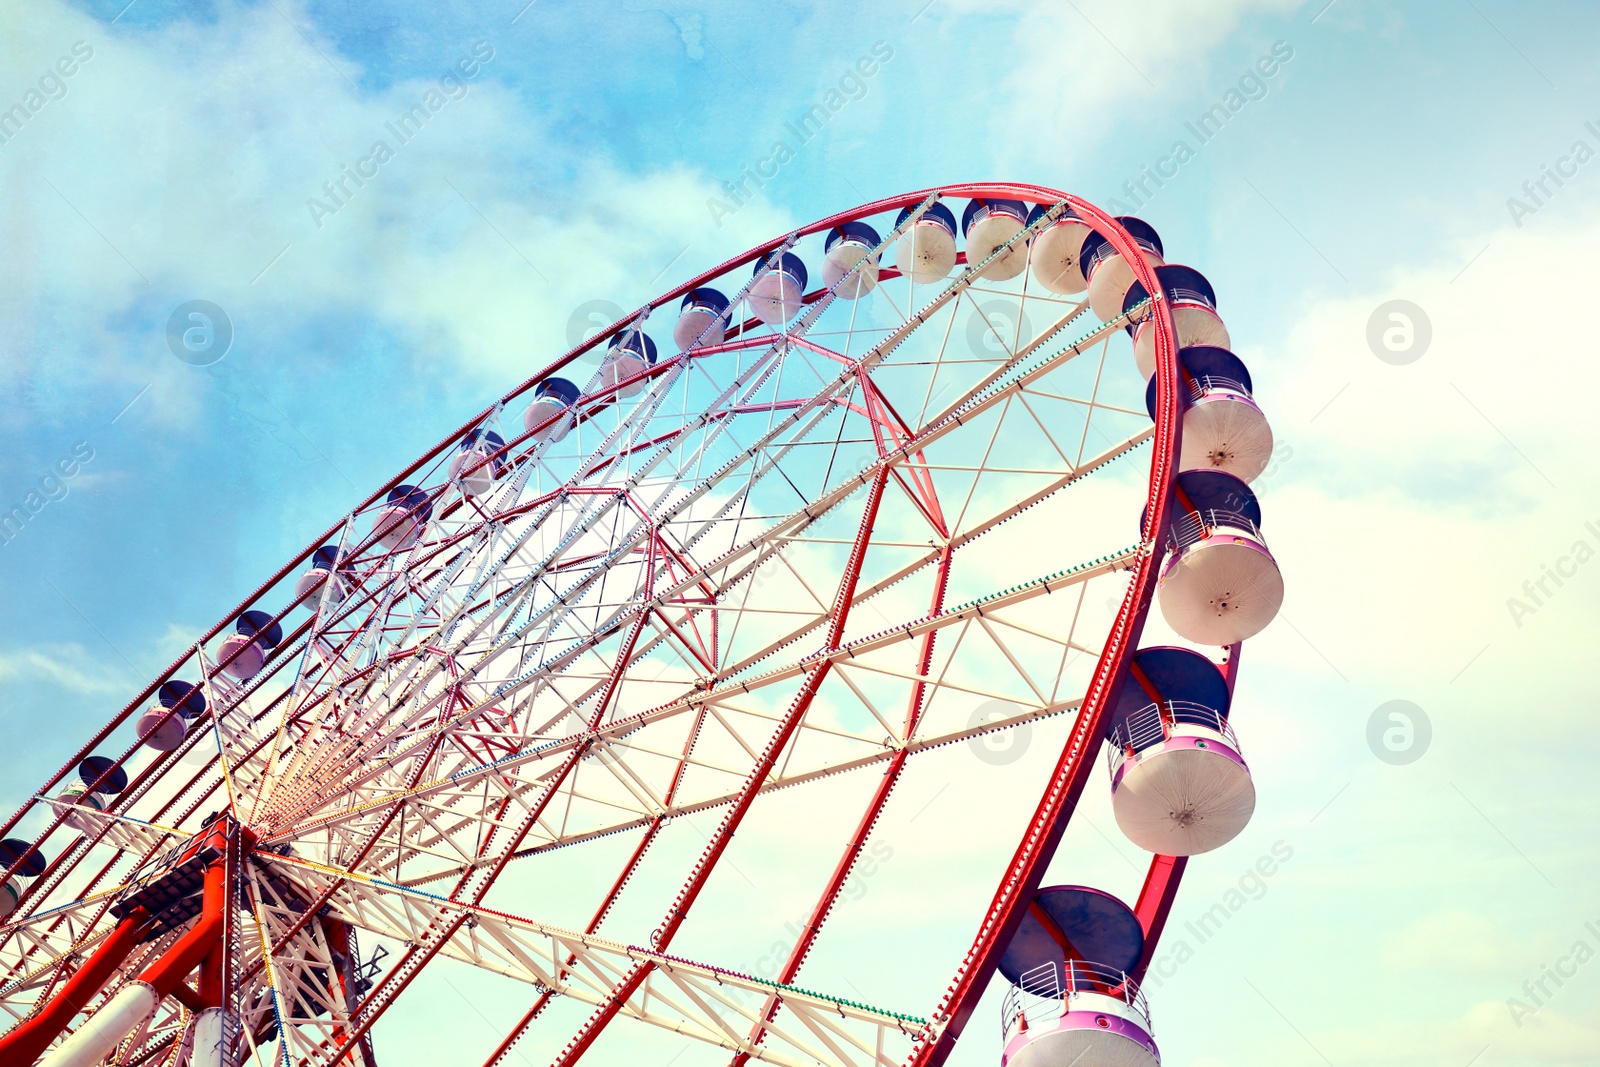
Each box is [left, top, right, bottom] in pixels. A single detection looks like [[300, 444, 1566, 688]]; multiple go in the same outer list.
[[523, 376, 581, 442], [1143, 344, 1273, 483], [1121, 263, 1231, 380], [1079, 216, 1164, 323], [77, 755, 129, 795], [674, 287, 731, 350], [135, 679, 208, 751], [748, 252, 808, 325], [450, 428, 507, 498], [1151, 469, 1284, 646], [596, 329, 660, 398], [372, 484, 433, 552], [0, 840, 48, 919], [295, 543, 350, 606], [1106, 645, 1255, 856], [961, 198, 1030, 280], [0, 840, 47, 879], [218, 609, 285, 681], [998, 885, 1159, 1067], [893, 202, 958, 284], [1026, 203, 1093, 295], [822, 222, 882, 299], [54, 754, 130, 831]]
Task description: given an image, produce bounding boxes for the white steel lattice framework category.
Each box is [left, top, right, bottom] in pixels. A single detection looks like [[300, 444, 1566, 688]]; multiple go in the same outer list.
[[0, 185, 1204, 1067]]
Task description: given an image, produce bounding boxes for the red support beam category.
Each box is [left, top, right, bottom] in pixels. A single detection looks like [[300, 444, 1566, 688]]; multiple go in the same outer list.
[[731, 542, 954, 1065], [0, 907, 151, 1064], [1129, 642, 1241, 984], [482, 706, 709, 1067], [319, 552, 670, 1065], [137, 858, 227, 999], [901, 193, 1183, 1067], [169, 981, 206, 1013], [549, 469, 890, 1067], [0, 821, 236, 1064]]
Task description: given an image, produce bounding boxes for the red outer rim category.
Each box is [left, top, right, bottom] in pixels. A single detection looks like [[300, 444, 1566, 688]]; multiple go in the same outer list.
[[2, 185, 1189, 1067], [888, 187, 1183, 1067]]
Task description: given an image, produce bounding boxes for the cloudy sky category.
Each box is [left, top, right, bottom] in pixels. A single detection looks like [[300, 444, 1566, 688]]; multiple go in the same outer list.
[[2, 1, 1598, 1065]]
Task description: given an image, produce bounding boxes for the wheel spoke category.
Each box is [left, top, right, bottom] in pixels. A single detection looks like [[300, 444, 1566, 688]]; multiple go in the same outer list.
[[0, 188, 1242, 1067]]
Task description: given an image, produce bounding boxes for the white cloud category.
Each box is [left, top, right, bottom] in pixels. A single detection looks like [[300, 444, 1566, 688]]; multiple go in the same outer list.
[[934, 0, 1304, 161], [10, 6, 1598, 1067], [0, 642, 129, 695], [1253, 200, 1600, 695], [1379, 908, 1533, 975], [1313, 999, 1600, 1067], [0, 1, 796, 433]]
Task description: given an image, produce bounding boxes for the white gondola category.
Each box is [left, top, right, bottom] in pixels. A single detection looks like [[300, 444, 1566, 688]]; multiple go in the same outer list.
[[1001, 970, 1160, 1067], [217, 609, 284, 681], [1158, 532, 1283, 645], [1082, 217, 1164, 322], [1124, 265, 1231, 380], [962, 198, 1030, 280], [43, 980, 160, 1067], [0, 839, 47, 921], [449, 428, 506, 497], [53, 783, 107, 830], [1109, 702, 1254, 856], [748, 252, 808, 324], [822, 222, 882, 299], [136, 680, 206, 751], [1027, 204, 1093, 294], [893, 202, 959, 284], [372, 484, 432, 552], [294, 544, 350, 606], [595, 330, 659, 398], [1180, 392, 1273, 484], [134, 695, 186, 750], [1145, 345, 1273, 483], [673, 288, 731, 350], [52, 756, 128, 832], [522, 377, 581, 443], [999, 888, 1158, 1067], [1155, 472, 1283, 645]]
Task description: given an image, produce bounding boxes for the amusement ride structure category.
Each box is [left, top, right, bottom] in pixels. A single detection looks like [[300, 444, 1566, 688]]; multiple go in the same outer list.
[[0, 184, 1282, 1066]]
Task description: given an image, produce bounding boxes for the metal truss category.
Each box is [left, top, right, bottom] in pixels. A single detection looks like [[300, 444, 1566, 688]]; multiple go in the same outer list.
[[0, 186, 1187, 1067]]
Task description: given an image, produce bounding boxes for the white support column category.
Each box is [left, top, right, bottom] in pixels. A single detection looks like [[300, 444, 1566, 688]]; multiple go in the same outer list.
[[191, 1006, 226, 1067], [40, 979, 157, 1067]]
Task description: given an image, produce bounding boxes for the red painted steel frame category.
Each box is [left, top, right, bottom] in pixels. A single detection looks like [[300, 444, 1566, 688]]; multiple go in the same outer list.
[[547, 469, 891, 1067], [0, 907, 151, 1064], [515, 186, 1183, 1067], [137, 859, 226, 998], [479, 185, 1184, 1066], [893, 186, 1183, 1067], [1127, 642, 1240, 984], [0, 824, 234, 1063], [4, 184, 1196, 1067], [480, 710, 710, 1067], [729, 396, 953, 1066], [316, 546, 671, 1063]]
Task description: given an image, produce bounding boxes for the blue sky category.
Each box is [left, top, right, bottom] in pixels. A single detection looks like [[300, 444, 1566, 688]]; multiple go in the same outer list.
[[3, 1, 1600, 1064]]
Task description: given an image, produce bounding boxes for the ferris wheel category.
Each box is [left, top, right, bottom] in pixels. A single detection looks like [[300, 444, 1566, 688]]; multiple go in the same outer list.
[[0, 184, 1283, 1067]]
